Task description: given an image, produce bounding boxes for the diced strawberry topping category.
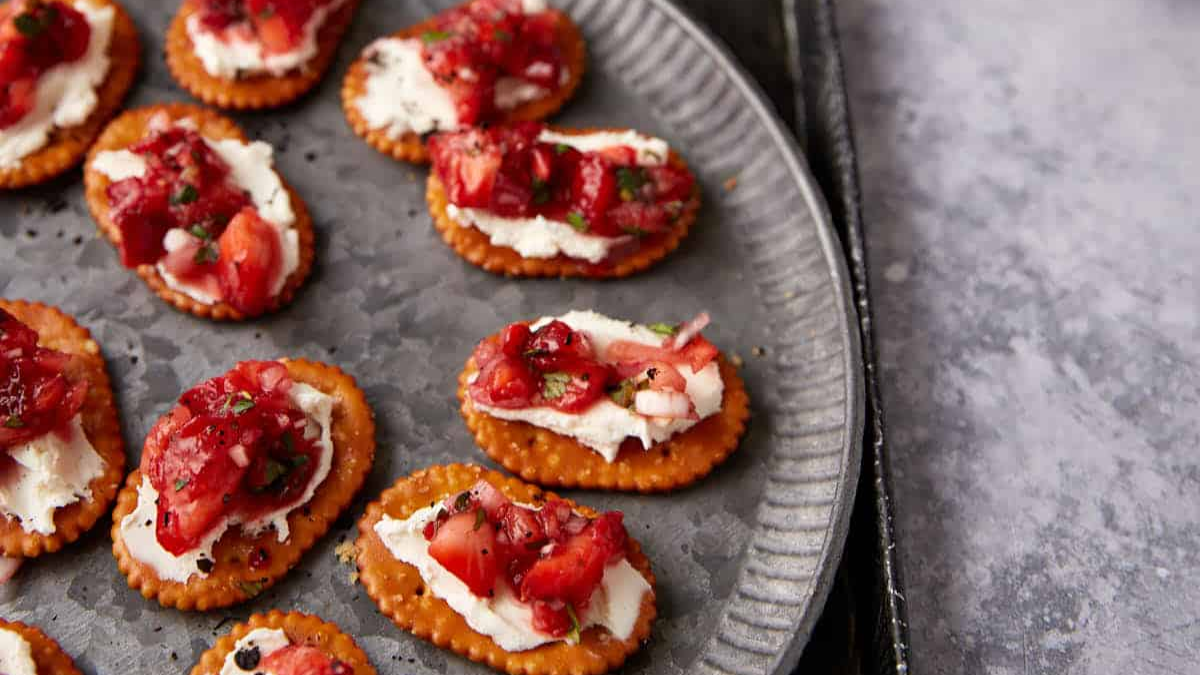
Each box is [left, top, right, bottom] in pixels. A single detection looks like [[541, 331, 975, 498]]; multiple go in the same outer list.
[[104, 122, 290, 314], [430, 123, 696, 259], [258, 645, 352, 675], [216, 207, 283, 316], [140, 361, 323, 556], [196, 0, 337, 55], [470, 314, 718, 423], [0, 309, 87, 450], [423, 480, 631, 638], [470, 320, 617, 413], [605, 333, 719, 375], [418, 0, 563, 126], [106, 124, 252, 268], [520, 511, 626, 606], [428, 510, 500, 596], [0, 0, 92, 128]]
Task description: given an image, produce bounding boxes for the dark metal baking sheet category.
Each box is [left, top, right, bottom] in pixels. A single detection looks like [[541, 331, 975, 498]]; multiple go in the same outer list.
[[0, 1, 863, 673]]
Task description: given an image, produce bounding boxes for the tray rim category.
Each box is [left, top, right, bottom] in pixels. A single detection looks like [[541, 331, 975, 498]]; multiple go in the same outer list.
[[645, 0, 866, 671]]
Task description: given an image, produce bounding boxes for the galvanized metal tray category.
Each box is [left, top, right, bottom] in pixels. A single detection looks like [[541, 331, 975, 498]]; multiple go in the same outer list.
[[0, 0, 863, 673]]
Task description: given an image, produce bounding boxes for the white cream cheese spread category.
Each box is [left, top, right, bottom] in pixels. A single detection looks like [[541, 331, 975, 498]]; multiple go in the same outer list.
[[118, 381, 334, 584], [90, 125, 300, 305], [187, 0, 344, 79], [374, 502, 650, 652], [0, 0, 114, 169], [472, 310, 724, 462], [220, 627, 290, 675], [0, 416, 105, 535], [0, 628, 37, 675]]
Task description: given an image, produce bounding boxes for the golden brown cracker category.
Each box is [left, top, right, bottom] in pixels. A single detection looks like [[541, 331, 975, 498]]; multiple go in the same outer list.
[[427, 136, 700, 278], [190, 611, 377, 675], [341, 7, 587, 164], [0, 0, 140, 189], [83, 103, 316, 322], [0, 619, 84, 675], [0, 300, 125, 558], [111, 358, 376, 611], [356, 464, 657, 675], [460, 350, 749, 492], [166, 0, 360, 110]]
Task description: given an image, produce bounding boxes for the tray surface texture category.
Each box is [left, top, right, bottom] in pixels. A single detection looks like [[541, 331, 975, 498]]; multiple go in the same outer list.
[[0, 0, 863, 673]]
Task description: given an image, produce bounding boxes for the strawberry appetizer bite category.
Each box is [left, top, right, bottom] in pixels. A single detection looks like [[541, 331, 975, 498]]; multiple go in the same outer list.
[[342, 0, 585, 163], [167, 0, 360, 109], [0, 619, 84, 675], [0, 0, 138, 188], [357, 465, 655, 675], [112, 359, 375, 610], [461, 310, 750, 492], [428, 123, 699, 278], [0, 300, 124, 562], [84, 104, 315, 321], [191, 611, 376, 675]]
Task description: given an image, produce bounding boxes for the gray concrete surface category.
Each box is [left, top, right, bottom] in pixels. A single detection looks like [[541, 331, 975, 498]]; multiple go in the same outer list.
[[838, 1, 1200, 673]]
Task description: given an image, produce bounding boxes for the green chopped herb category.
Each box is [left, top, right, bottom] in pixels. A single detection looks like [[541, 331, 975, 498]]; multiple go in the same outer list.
[[474, 508, 486, 531], [238, 581, 265, 598], [193, 244, 219, 265], [3, 415, 24, 429], [454, 491, 473, 511], [231, 394, 255, 415], [255, 458, 289, 491], [188, 224, 211, 240], [648, 322, 677, 337], [13, 13, 44, 38], [494, 28, 512, 42], [616, 167, 647, 202], [554, 143, 571, 155], [608, 379, 636, 408], [565, 604, 581, 644], [258, 6, 274, 18], [422, 30, 451, 43], [565, 212, 588, 233], [170, 183, 198, 205], [289, 454, 309, 468], [542, 372, 570, 399], [282, 433, 295, 454], [174, 478, 189, 491], [531, 178, 550, 205]]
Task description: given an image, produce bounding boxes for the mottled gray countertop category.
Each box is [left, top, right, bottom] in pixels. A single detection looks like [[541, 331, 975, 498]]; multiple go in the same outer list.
[[838, 0, 1200, 673]]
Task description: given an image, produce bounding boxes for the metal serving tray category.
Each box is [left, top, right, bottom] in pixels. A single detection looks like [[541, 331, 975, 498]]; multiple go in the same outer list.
[[0, 1, 863, 673]]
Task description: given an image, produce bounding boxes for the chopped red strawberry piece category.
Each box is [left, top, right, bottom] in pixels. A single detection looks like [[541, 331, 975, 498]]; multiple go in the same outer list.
[[430, 123, 696, 257], [679, 334, 720, 373], [141, 361, 322, 555], [470, 355, 539, 409], [471, 315, 716, 423], [107, 125, 252, 268], [419, 478, 632, 638], [499, 323, 532, 357], [521, 512, 627, 607], [0, 310, 88, 450], [217, 207, 283, 316], [530, 599, 573, 636], [259, 645, 352, 675], [428, 510, 500, 596], [606, 334, 718, 374], [538, 359, 613, 414], [524, 320, 595, 370], [197, 0, 338, 56], [415, 0, 563, 126]]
